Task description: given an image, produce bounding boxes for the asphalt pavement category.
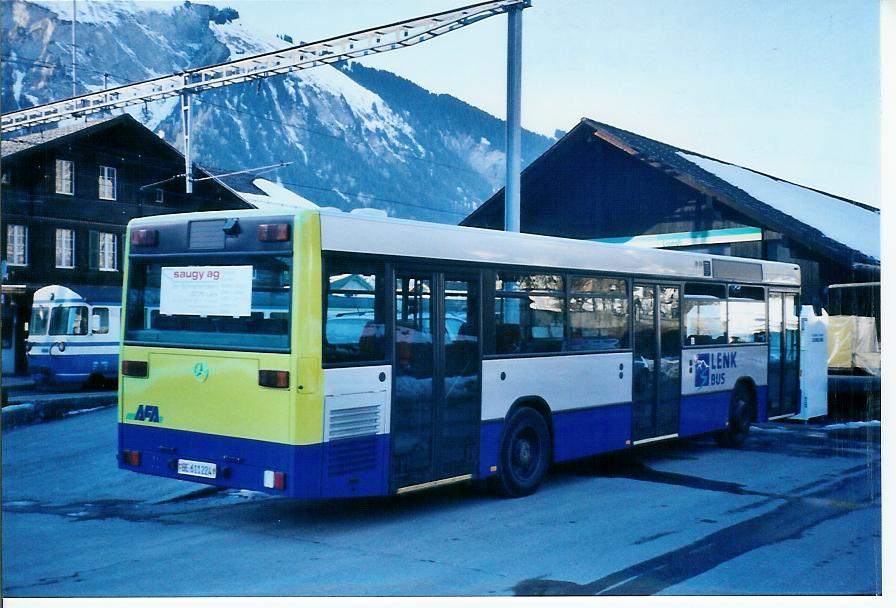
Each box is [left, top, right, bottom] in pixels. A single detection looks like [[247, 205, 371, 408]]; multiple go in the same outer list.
[[1, 405, 882, 597]]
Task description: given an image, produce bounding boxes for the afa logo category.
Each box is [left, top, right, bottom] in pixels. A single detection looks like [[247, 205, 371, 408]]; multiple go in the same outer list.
[[694, 352, 737, 388], [126, 404, 164, 423]]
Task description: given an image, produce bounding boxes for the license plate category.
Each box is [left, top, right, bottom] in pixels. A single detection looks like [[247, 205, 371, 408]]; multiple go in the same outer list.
[[177, 459, 217, 479]]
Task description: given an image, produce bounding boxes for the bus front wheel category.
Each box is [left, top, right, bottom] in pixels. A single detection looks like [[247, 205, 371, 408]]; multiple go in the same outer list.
[[715, 385, 753, 448], [495, 407, 550, 497]]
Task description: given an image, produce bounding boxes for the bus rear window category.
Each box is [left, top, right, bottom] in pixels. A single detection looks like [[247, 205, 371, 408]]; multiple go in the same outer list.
[[124, 256, 292, 352]]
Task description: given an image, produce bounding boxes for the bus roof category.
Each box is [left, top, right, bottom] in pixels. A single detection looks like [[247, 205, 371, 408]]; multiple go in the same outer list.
[[129, 208, 800, 287]]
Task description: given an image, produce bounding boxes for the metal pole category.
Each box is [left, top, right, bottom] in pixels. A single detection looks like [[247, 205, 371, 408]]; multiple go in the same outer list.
[[71, 0, 76, 98], [181, 90, 193, 194], [504, 3, 523, 232]]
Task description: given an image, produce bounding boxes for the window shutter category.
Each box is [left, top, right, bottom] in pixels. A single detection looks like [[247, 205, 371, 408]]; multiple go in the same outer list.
[[89, 230, 99, 270]]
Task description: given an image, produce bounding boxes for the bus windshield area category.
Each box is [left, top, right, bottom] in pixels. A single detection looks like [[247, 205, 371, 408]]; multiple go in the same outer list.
[[124, 255, 292, 352]]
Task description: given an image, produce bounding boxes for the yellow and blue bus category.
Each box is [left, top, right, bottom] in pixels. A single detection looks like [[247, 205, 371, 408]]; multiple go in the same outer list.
[[118, 208, 800, 498]]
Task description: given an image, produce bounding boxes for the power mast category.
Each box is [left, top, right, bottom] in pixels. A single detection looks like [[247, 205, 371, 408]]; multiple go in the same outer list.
[[2, 0, 529, 228]]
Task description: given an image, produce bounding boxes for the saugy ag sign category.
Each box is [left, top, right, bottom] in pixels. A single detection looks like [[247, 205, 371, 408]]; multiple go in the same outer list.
[[160, 265, 253, 317]]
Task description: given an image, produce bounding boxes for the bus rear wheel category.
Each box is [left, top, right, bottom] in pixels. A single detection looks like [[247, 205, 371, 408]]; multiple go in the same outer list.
[[715, 385, 753, 448], [495, 407, 550, 497]]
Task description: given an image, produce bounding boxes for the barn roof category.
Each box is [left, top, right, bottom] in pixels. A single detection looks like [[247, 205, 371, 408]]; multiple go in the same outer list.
[[464, 118, 879, 266]]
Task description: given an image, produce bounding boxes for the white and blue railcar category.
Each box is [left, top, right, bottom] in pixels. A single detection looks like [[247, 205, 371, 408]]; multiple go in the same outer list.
[[27, 285, 121, 387]]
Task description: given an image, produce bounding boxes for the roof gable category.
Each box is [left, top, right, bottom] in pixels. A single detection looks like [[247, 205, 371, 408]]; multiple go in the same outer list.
[[465, 118, 878, 265]]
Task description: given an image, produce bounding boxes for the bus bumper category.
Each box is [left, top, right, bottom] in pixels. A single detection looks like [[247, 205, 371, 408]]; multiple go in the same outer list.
[[118, 423, 390, 499]]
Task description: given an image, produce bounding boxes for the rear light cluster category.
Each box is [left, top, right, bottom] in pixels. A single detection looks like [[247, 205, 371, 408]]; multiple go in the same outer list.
[[123, 450, 141, 466], [263, 470, 286, 490], [258, 370, 289, 389], [130, 229, 158, 247], [122, 360, 148, 378], [258, 223, 290, 242]]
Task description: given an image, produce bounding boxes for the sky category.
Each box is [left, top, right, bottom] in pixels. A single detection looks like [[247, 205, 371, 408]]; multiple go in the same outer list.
[[217, 0, 882, 208]]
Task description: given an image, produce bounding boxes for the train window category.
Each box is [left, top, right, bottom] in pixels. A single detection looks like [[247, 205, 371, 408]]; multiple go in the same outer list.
[[30, 306, 50, 336], [49, 306, 89, 336], [92, 308, 110, 334]]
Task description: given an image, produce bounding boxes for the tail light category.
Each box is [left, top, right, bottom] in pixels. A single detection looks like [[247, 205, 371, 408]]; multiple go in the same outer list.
[[122, 360, 148, 377], [130, 229, 158, 247], [264, 470, 286, 490], [258, 223, 290, 242], [123, 450, 141, 466], [259, 370, 289, 388]]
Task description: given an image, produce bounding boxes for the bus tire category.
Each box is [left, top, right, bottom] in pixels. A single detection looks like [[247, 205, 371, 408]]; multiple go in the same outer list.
[[496, 407, 551, 497], [715, 385, 753, 448]]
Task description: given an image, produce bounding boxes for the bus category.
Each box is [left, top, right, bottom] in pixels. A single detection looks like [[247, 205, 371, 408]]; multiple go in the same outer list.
[[118, 208, 800, 498], [27, 284, 121, 388]]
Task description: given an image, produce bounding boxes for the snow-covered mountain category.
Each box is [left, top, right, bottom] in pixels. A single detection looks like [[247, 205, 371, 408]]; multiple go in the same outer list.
[[2, 0, 553, 222]]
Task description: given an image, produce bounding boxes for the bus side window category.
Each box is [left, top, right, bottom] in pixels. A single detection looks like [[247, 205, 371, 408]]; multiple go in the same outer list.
[[92, 307, 110, 334], [323, 257, 386, 365], [682, 283, 727, 346], [727, 285, 766, 344]]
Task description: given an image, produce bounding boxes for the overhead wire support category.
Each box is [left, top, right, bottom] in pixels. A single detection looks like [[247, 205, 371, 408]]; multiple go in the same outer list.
[[0, 0, 529, 134]]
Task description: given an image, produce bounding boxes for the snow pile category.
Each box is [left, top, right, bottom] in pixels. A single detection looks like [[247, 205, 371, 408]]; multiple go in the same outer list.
[[231, 178, 319, 210], [823, 420, 881, 430], [678, 152, 880, 260]]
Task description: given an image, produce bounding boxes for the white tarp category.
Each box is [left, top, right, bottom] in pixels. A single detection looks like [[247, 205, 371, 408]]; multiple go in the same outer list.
[[160, 266, 253, 317]]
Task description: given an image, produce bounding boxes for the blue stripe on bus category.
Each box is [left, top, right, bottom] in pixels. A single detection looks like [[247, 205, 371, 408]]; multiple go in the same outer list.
[[30, 341, 120, 348], [552, 404, 632, 462], [756, 386, 769, 421], [29, 353, 118, 383], [479, 404, 633, 478], [119, 424, 391, 498], [679, 392, 731, 437]]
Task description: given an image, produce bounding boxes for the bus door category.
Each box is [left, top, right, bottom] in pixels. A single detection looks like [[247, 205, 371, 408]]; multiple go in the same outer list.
[[632, 283, 681, 442], [391, 269, 481, 491], [767, 291, 800, 417]]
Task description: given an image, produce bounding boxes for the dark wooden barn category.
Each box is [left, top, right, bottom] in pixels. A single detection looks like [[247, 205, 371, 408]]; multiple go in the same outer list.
[[1, 114, 252, 374], [462, 118, 880, 308]]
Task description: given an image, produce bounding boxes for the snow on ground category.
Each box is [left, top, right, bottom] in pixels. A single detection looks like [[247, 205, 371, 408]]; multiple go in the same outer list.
[[209, 20, 289, 57], [678, 152, 880, 260], [121, 96, 179, 131], [823, 420, 881, 430]]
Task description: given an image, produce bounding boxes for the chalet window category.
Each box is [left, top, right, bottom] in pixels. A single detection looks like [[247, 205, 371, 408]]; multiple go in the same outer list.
[[6, 224, 28, 266], [55, 228, 76, 269], [1, 169, 10, 185], [155, 188, 164, 204], [55, 159, 74, 195], [89, 231, 118, 271], [99, 165, 117, 200]]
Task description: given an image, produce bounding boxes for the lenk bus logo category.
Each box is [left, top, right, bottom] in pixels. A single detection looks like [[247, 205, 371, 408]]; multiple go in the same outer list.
[[126, 404, 164, 423], [193, 362, 209, 383], [695, 352, 737, 388]]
